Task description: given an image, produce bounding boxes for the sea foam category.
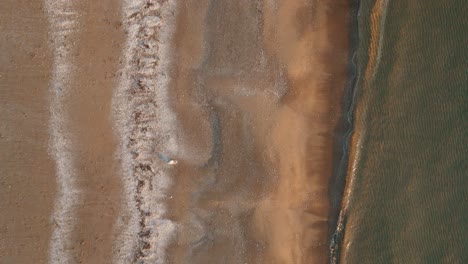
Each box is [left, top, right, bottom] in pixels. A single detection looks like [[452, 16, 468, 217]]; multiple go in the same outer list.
[[112, 1, 179, 263], [45, 1, 81, 263]]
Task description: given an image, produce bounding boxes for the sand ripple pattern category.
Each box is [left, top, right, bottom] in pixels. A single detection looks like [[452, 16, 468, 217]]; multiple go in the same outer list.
[[113, 0, 178, 263]]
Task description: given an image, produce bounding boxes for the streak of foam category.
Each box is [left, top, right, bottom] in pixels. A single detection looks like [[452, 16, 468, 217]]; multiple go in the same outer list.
[[44, 1, 80, 263], [112, 1, 178, 263]]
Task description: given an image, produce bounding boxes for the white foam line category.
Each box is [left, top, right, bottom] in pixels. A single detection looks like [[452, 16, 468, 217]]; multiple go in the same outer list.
[[44, 1, 81, 263], [112, 1, 179, 263]]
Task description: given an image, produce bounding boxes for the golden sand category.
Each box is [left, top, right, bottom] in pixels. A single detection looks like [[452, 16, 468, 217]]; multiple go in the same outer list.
[[1, 0, 350, 263]]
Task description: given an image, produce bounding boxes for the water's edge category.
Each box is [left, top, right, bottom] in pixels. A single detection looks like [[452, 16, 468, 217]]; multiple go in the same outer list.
[[328, 0, 361, 263]]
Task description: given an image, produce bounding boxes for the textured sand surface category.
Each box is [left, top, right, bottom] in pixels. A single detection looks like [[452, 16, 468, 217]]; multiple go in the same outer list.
[[0, 1, 55, 263], [1, 0, 351, 263]]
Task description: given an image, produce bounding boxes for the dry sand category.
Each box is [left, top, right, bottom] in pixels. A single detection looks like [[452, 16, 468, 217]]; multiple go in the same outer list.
[[0, 0, 350, 263]]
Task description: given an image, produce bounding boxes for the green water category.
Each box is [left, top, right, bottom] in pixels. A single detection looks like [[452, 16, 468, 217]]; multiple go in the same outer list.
[[341, 0, 468, 263]]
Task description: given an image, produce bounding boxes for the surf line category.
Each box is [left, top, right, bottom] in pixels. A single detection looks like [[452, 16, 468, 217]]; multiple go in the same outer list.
[[112, 1, 179, 263], [45, 1, 81, 263]]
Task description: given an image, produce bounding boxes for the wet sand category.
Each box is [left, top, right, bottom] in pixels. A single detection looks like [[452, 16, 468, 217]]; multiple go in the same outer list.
[[61, 1, 124, 263], [167, 0, 350, 263], [45, 0, 124, 263], [0, 1, 55, 263], [1, 0, 352, 263], [1, 0, 125, 263]]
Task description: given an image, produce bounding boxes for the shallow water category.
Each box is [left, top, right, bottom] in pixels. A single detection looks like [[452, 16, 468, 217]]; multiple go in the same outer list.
[[338, 0, 468, 263]]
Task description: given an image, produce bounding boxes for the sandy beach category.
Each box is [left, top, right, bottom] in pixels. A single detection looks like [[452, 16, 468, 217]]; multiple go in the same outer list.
[[167, 1, 350, 263], [0, 1, 55, 262], [1, 0, 352, 263]]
